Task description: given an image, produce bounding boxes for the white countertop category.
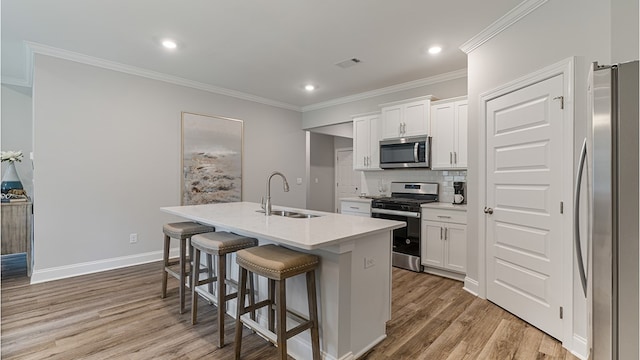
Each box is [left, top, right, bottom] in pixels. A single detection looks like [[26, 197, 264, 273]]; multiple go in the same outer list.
[[421, 202, 467, 211], [161, 202, 405, 250]]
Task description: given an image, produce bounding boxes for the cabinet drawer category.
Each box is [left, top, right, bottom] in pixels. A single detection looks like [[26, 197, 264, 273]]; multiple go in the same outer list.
[[340, 201, 371, 215], [422, 209, 466, 224]]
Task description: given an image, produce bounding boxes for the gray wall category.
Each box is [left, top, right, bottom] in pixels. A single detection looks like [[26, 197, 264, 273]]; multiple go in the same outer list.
[[1, 84, 33, 198], [308, 132, 335, 212], [31, 54, 306, 276], [302, 76, 467, 130]]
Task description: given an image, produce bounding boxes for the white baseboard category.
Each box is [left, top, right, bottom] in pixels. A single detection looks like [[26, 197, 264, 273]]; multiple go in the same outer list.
[[569, 334, 588, 360], [463, 276, 480, 296], [30, 248, 180, 284]]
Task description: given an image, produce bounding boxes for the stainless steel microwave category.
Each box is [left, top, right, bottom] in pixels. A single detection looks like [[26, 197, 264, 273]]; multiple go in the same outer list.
[[379, 136, 431, 169]]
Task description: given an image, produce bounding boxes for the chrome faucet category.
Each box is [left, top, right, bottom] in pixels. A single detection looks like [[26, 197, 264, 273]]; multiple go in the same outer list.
[[262, 171, 290, 215]]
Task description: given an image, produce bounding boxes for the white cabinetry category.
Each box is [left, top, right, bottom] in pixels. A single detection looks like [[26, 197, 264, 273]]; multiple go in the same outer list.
[[352, 113, 380, 170], [380, 96, 434, 139], [431, 97, 468, 169], [340, 199, 372, 217], [421, 206, 466, 279]]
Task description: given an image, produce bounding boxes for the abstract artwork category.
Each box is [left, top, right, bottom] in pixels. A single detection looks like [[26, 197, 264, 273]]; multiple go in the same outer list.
[[181, 112, 243, 205]]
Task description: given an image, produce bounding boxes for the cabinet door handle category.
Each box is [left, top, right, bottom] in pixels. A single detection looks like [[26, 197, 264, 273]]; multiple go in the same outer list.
[[440, 227, 443, 240], [450, 152, 453, 164], [444, 227, 448, 240], [454, 152, 457, 164], [399, 123, 403, 135]]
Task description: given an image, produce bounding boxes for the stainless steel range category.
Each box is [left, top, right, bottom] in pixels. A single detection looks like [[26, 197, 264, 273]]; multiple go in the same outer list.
[[371, 182, 438, 272]]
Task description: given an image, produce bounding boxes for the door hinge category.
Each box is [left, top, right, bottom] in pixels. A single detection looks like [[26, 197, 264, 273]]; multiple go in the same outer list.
[[559, 306, 563, 319], [560, 201, 564, 214], [553, 96, 564, 109]]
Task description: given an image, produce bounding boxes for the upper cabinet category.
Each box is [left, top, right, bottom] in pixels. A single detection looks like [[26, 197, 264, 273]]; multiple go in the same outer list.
[[380, 96, 435, 139], [352, 112, 380, 170], [431, 96, 468, 170]]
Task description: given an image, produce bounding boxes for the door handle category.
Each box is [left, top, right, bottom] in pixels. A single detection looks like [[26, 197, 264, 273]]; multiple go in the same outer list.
[[440, 227, 443, 240], [444, 227, 448, 240], [574, 137, 588, 297], [454, 152, 457, 164], [484, 207, 493, 214], [450, 152, 453, 164]]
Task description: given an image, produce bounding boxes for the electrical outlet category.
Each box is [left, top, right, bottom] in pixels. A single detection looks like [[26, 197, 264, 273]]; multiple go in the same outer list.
[[364, 257, 375, 269], [129, 233, 138, 244]]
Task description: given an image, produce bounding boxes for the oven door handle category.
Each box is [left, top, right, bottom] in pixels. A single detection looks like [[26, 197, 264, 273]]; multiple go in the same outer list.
[[371, 208, 421, 218]]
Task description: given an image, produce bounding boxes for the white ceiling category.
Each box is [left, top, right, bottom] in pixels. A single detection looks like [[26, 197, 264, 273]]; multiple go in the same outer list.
[[2, 0, 519, 109]]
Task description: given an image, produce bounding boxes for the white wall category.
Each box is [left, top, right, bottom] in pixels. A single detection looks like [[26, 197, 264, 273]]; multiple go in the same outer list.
[[1, 84, 33, 198], [465, 0, 627, 357], [302, 76, 467, 129], [31, 54, 306, 280]]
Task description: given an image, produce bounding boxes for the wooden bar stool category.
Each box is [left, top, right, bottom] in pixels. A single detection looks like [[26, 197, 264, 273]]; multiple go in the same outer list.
[[234, 244, 321, 360], [190, 231, 258, 348], [161, 221, 214, 314]]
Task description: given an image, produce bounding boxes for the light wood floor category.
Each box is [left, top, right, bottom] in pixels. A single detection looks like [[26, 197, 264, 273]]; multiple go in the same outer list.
[[1, 262, 579, 359]]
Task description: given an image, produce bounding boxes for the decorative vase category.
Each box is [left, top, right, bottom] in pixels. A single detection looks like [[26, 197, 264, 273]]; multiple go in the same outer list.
[[1, 162, 24, 193]]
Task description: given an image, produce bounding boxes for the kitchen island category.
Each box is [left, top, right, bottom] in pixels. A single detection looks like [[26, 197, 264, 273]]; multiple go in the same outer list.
[[161, 202, 404, 360]]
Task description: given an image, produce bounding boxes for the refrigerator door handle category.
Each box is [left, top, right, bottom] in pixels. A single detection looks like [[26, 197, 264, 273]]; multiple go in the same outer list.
[[574, 137, 588, 297]]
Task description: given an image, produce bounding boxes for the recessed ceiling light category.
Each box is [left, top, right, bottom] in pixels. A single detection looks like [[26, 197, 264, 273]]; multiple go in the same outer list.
[[162, 39, 177, 49], [305, 84, 316, 91], [428, 46, 442, 55]]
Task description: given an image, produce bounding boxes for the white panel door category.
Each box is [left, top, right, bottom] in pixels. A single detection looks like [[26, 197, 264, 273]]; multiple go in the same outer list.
[[444, 223, 466, 273], [381, 105, 402, 139], [421, 221, 444, 268], [485, 74, 564, 339], [431, 102, 456, 169], [455, 101, 468, 168], [403, 100, 429, 137], [353, 117, 370, 169]]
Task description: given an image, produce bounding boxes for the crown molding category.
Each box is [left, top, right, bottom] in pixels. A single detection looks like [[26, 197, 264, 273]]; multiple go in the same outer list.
[[301, 68, 467, 112], [25, 42, 302, 112], [1, 75, 31, 87], [2, 43, 34, 87], [459, 0, 548, 54]]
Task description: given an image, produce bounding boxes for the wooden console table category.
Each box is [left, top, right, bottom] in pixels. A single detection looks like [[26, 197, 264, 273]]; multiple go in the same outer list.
[[1, 201, 33, 276]]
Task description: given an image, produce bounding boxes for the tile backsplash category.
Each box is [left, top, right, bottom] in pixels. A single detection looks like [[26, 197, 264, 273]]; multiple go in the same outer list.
[[360, 169, 467, 203]]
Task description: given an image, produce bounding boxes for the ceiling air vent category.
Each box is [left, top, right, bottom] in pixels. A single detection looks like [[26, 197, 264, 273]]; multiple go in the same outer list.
[[335, 58, 362, 69]]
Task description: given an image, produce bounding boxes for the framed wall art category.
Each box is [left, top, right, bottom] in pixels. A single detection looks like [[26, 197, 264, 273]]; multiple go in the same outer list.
[[181, 112, 243, 205]]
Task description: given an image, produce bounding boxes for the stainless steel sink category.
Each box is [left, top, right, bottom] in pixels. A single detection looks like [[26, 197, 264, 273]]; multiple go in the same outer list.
[[256, 210, 320, 218]]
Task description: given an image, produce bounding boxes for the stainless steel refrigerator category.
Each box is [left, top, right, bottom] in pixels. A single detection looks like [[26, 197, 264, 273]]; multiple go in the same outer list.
[[575, 60, 639, 360]]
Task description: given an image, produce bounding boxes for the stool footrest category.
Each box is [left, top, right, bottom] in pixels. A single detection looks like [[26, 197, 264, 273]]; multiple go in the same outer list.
[[238, 314, 313, 346], [240, 316, 278, 345], [165, 267, 188, 282]]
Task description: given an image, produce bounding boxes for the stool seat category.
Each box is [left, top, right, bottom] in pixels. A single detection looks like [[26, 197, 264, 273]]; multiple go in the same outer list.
[[236, 244, 319, 280], [163, 222, 214, 239], [191, 232, 259, 256]]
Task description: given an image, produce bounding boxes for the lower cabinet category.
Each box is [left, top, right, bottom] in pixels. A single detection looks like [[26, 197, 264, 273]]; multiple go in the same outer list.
[[421, 208, 466, 278], [340, 199, 371, 217]]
